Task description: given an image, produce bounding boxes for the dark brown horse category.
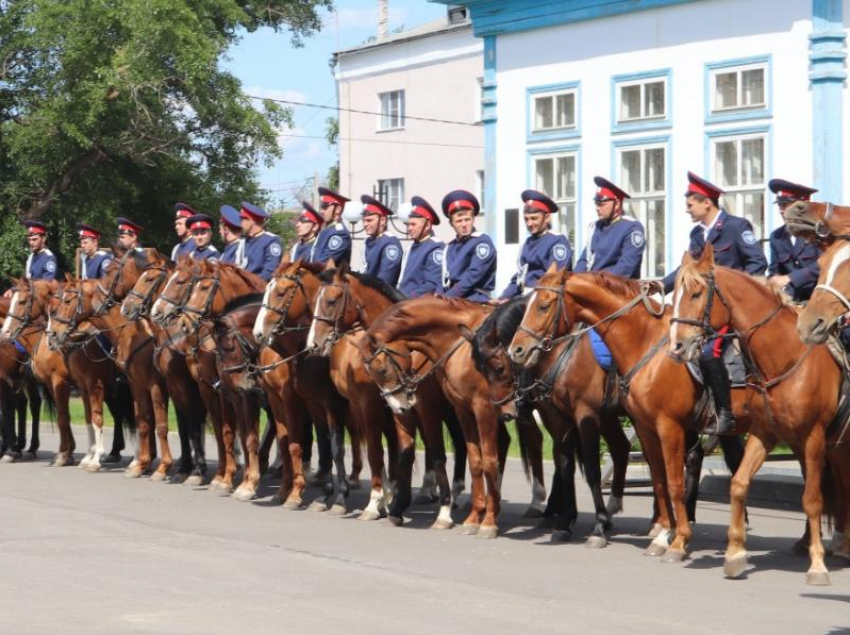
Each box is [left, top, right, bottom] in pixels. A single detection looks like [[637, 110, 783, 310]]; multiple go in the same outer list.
[[670, 243, 843, 585]]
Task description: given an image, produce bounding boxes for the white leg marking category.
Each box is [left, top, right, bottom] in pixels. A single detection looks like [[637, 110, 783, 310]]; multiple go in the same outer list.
[[305, 287, 326, 350], [651, 528, 672, 548], [531, 477, 547, 512], [606, 495, 624, 517]]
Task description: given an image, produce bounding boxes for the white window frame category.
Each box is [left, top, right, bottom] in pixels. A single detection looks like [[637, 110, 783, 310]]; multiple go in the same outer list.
[[378, 90, 405, 131], [377, 178, 404, 212], [531, 89, 577, 134], [616, 77, 667, 123], [532, 150, 578, 247], [709, 131, 768, 238], [615, 142, 667, 279], [709, 63, 767, 114]]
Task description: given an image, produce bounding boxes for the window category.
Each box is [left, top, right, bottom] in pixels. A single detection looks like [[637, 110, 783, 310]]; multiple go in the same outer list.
[[618, 78, 666, 122], [505, 209, 520, 245], [377, 178, 404, 212], [711, 133, 767, 237], [533, 152, 577, 246], [617, 143, 666, 278], [532, 91, 576, 133], [379, 90, 404, 130]]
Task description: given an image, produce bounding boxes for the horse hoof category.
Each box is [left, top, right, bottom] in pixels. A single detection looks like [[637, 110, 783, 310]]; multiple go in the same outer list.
[[661, 548, 686, 563], [184, 474, 204, 487], [536, 516, 556, 529], [387, 515, 404, 527], [308, 500, 329, 512], [216, 485, 234, 497], [646, 522, 664, 539], [328, 504, 347, 517], [123, 468, 143, 479], [723, 553, 749, 578], [231, 488, 255, 502], [584, 535, 608, 549], [283, 498, 304, 510], [84, 462, 102, 473], [357, 509, 382, 522], [1, 453, 17, 464], [51, 456, 68, 468], [458, 524, 479, 536], [101, 453, 122, 465], [150, 471, 167, 483], [170, 472, 189, 485], [551, 530, 572, 543], [431, 518, 454, 530], [347, 477, 361, 490], [476, 526, 498, 540], [644, 543, 667, 557], [522, 506, 545, 519], [414, 493, 439, 505], [22, 451, 37, 462], [806, 570, 832, 586]]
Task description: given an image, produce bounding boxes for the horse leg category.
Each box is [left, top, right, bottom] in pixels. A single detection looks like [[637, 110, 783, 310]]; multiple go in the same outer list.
[[517, 409, 547, 518], [802, 431, 830, 586], [444, 407, 467, 505], [683, 429, 704, 524], [258, 407, 275, 477], [633, 423, 674, 552], [200, 381, 226, 491], [150, 385, 173, 482], [272, 384, 305, 508], [26, 382, 41, 457], [125, 388, 151, 478], [476, 401, 502, 540], [186, 398, 207, 486], [357, 396, 388, 521], [172, 406, 193, 482], [345, 412, 363, 487], [600, 410, 629, 517], [413, 388, 453, 529], [14, 391, 26, 454], [723, 432, 774, 578], [52, 382, 74, 467], [458, 426, 486, 534], [826, 445, 850, 560], [233, 395, 260, 501], [314, 416, 333, 484], [387, 412, 417, 527], [78, 387, 95, 469], [0, 385, 16, 462], [216, 394, 238, 495], [551, 432, 579, 543], [655, 418, 691, 562], [415, 447, 439, 505], [577, 412, 611, 548], [718, 434, 748, 526], [105, 380, 128, 460]]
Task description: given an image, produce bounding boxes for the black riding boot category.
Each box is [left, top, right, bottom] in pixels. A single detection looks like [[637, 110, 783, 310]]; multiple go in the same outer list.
[[699, 357, 736, 435]]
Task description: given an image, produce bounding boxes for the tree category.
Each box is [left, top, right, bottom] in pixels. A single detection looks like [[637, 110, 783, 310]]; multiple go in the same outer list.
[[0, 0, 333, 277]]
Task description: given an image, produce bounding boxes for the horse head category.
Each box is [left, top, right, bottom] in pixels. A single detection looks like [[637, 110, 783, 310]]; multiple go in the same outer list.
[[121, 250, 172, 320], [798, 240, 850, 344], [308, 260, 359, 356], [47, 278, 94, 351], [253, 259, 319, 347], [783, 200, 850, 244], [150, 257, 198, 327], [361, 328, 417, 414]]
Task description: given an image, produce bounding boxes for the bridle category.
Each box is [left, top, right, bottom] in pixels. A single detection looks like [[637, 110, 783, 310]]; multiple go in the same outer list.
[[49, 284, 87, 347], [154, 268, 199, 325], [4, 279, 39, 342], [93, 249, 137, 317], [124, 264, 171, 319], [669, 273, 733, 342], [262, 272, 312, 338], [311, 278, 368, 347]]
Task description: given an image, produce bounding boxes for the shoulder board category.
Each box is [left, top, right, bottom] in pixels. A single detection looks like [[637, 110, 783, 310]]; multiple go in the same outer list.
[[619, 216, 636, 224], [264, 231, 278, 238], [335, 222, 345, 230], [471, 231, 482, 238], [44, 249, 55, 256]]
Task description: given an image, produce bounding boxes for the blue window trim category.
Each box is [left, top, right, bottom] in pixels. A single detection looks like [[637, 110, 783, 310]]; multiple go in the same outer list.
[[610, 69, 672, 135], [703, 124, 774, 237], [704, 55, 772, 124], [610, 135, 673, 275], [526, 81, 581, 143], [526, 144, 583, 248]]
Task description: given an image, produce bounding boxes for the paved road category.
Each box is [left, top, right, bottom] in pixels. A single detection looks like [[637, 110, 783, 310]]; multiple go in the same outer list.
[[0, 426, 847, 635]]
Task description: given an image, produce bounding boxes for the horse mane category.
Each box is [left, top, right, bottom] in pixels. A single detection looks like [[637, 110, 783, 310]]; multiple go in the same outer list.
[[472, 296, 529, 360], [216, 262, 266, 292], [677, 258, 709, 294], [221, 292, 264, 315], [318, 267, 407, 303], [585, 272, 647, 297], [370, 295, 487, 341]]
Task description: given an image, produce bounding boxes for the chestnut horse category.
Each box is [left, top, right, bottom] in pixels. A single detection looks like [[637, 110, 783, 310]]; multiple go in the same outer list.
[[509, 266, 759, 562], [306, 264, 476, 527], [783, 200, 850, 242], [670, 243, 844, 585], [362, 296, 511, 538]]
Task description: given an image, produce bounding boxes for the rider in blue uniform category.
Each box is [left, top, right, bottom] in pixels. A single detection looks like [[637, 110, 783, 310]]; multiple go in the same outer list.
[[78, 224, 113, 279], [187, 214, 219, 262], [359, 195, 403, 286], [766, 179, 820, 302], [664, 171, 768, 435], [115, 217, 143, 252], [23, 220, 58, 281], [576, 177, 645, 278], [234, 202, 283, 281], [218, 205, 242, 265], [398, 196, 443, 298], [312, 187, 352, 266], [441, 190, 496, 302], [290, 202, 322, 263], [500, 190, 572, 299], [172, 203, 197, 262]]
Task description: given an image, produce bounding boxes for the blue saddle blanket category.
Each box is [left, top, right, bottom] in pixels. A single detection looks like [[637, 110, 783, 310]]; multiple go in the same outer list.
[[589, 329, 613, 370], [13, 339, 28, 358]]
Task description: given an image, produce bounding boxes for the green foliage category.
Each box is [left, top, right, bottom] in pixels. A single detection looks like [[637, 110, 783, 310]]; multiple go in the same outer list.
[[0, 0, 333, 278], [265, 211, 298, 251]]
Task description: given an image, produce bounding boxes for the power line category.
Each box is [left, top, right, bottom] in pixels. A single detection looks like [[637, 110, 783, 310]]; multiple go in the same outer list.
[[248, 94, 481, 128], [278, 133, 482, 149]]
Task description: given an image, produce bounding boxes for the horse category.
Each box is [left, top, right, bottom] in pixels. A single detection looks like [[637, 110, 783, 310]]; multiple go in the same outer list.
[[306, 263, 476, 527], [361, 295, 512, 538], [469, 296, 631, 545], [783, 200, 850, 242], [2, 278, 133, 469], [46, 277, 171, 479], [508, 265, 757, 562], [669, 243, 844, 585]]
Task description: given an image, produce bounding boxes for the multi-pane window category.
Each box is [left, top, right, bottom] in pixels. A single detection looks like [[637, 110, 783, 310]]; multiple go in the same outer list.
[[617, 144, 666, 278], [532, 91, 576, 132], [379, 90, 404, 130], [533, 152, 577, 246], [618, 78, 666, 122], [711, 65, 766, 113], [377, 178, 404, 212], [711, 134, 766, 237]]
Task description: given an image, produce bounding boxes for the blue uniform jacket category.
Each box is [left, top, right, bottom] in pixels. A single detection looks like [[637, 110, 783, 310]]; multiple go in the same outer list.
[[25, 249, 57, 281], [192, 244, 220, 262], [81, 250, 113, 280], [442, 232, 497, 302], [576, 216, 645, 279], [171, 238, 196, 262], [364, 234, 403, 286], [500, 232, 572, 299], [399, 237, 443, 298], [235, 231, 283, 281], [768, 225, 820, 301], [663, 210, 768, 292], [220, 241, 239, 265], [290, 238, 317, 263], [312, 223, 351, 266]]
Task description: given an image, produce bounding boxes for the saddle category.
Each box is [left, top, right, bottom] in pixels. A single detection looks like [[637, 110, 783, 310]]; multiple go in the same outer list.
[[686, 339, 749, 387]]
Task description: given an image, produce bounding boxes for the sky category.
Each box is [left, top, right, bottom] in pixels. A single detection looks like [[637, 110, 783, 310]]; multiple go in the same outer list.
[[223, 0, 448, 207]]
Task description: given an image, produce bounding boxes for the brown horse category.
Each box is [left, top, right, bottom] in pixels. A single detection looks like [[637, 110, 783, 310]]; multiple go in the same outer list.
[[47, 278, 171, 479], [508, 265, 764, 562], [361, 296, 511, 538], [306, 264, 474, 527], [783, 200, 850, 242], [669, 243, 843, 585]]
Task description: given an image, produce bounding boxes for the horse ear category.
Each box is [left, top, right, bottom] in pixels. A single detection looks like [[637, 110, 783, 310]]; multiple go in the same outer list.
[[546, 261, 559, 275], [64, 272, 73, 282], [700, 241, 715, 264], [458, 324, 476, 342], [338, 260, 350, 276], [681, 249, 694, 266], [325, 258, 336, 271]]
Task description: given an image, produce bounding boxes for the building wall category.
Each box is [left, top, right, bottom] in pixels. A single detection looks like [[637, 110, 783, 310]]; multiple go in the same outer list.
[[491, 0, 816, 291], [335, 28, 484, 266]]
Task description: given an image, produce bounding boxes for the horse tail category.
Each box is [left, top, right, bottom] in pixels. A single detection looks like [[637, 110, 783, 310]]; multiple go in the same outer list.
[[514, 405, 536, 481], [821, 457, 836, 532], [37, 381, 56, 425], [106, 380, 136, 436]]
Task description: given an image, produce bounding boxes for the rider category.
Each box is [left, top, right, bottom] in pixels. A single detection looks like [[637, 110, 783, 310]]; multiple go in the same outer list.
[[290, 201, 322, 262], [575, 177, 645, 278], [234, 202, 283, 281], [360, 194, 403, 286], [172, 203, 197, 262], [398, 196, 444, 298], [312, 187, 352, 266], [663, 171, 768, 435], [23, 220, 58, 281], [218, 205, 243, 265], [766, 179, 820, 302], [187, 214, 220, 262], [78, 224, 113, 279], [499, 190, 571, 300], [441, 190, 496, 302], [115, 218, 143, 252]]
